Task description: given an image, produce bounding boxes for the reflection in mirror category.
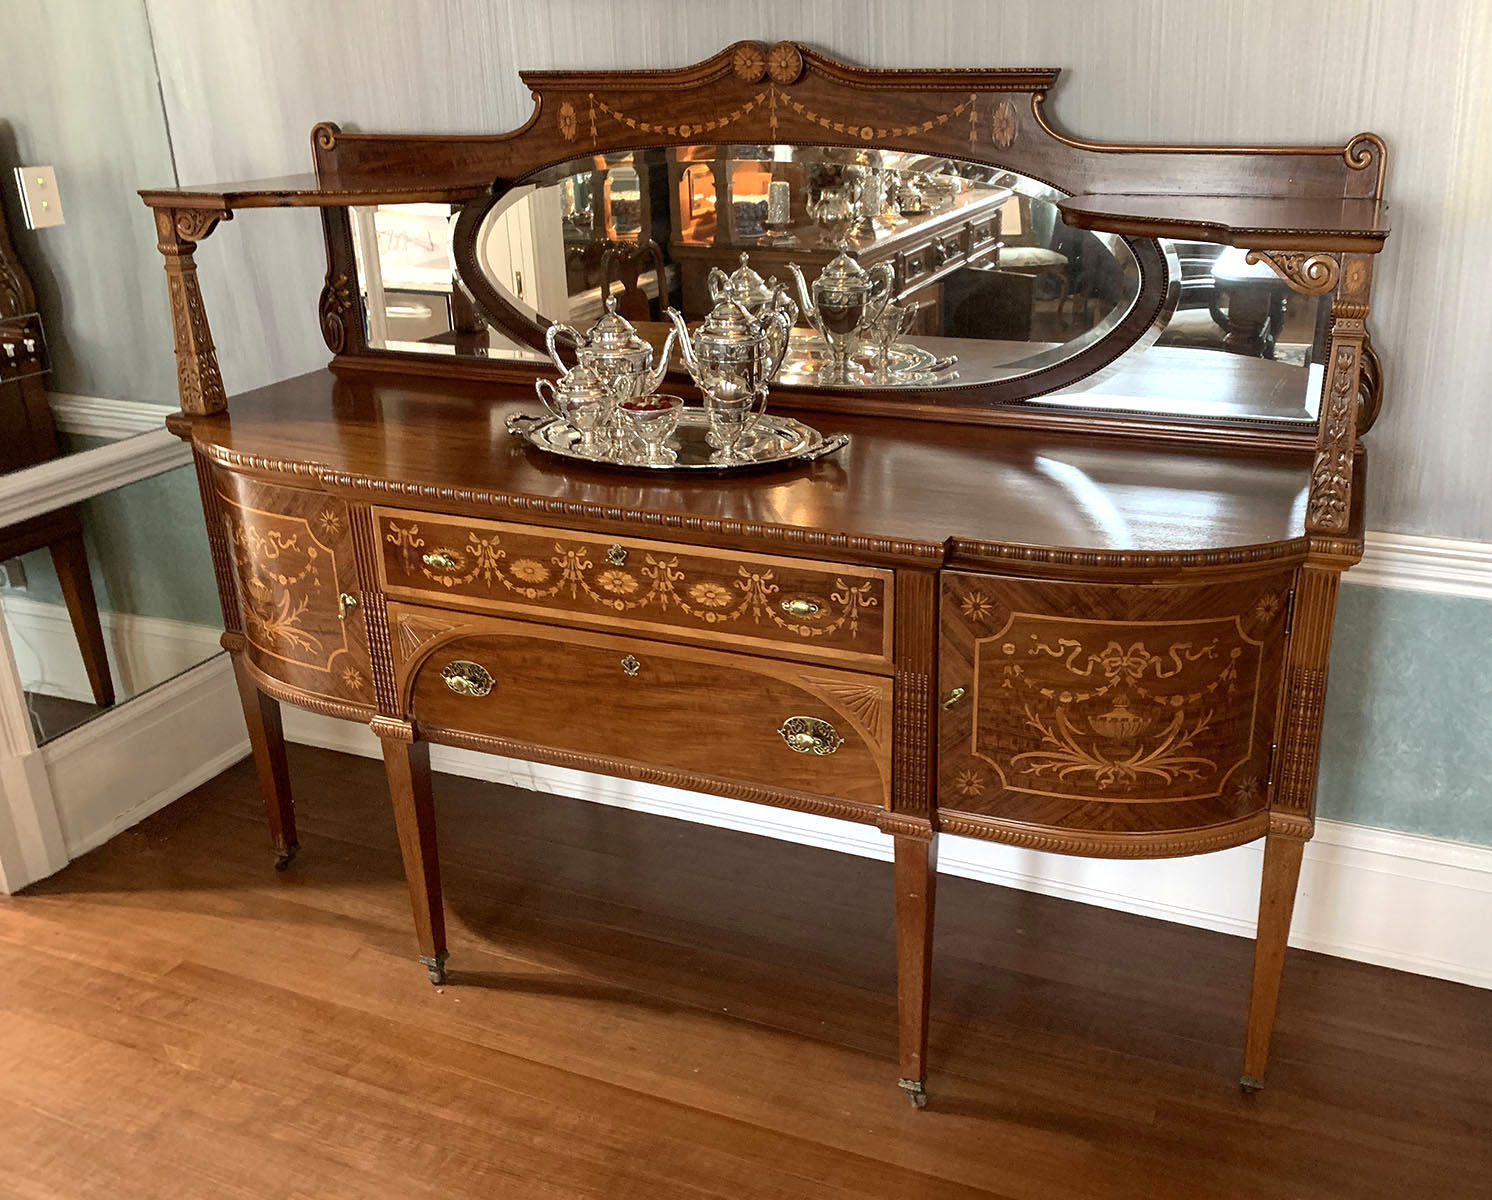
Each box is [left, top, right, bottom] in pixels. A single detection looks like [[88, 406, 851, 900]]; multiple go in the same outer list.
[[0, 311, 101, 479], [355, 145, 1146, 391], [2, 462, 222, 745], [1040, 240, 1327, 424]]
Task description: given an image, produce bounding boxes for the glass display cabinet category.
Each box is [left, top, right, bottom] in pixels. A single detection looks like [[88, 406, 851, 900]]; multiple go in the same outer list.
[[139, 41, 1389, 1108]]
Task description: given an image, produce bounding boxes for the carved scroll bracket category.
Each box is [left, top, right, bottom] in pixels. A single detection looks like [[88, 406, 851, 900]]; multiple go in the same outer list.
[[1243, 250, 1340, 295], [319, 271, 354, 354], [153, 206, 232, 415], [1356, 332, 1383, 434], [1305, 253, 1374, 535]]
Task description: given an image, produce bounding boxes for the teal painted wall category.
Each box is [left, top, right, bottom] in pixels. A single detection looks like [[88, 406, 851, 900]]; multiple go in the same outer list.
[[1319, 585, 1492, 844], [17, 448, 220, 629]]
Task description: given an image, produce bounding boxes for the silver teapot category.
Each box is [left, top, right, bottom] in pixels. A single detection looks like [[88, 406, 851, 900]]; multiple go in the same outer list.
[[665, 295, 793, 410], [545, 294, 675, 404], [788, 252, 894, 383], [707, 252, 796, 321]]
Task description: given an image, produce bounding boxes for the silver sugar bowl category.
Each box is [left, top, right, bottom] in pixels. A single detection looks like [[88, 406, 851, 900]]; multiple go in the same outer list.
[[788, 252, 895, 383], [533, 363, 615, 458]]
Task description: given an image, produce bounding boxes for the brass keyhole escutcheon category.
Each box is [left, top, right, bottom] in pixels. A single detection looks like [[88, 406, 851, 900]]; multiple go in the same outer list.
[[943, 686, 967, 709], [337, 592, 359, 621], [780, 597, 820, 618], [621, 654, 641, 677], [606, 544, 628, 566], [440, 660, 493, 697], [777, 716, 843, 756], [423, 550, 458, 570]]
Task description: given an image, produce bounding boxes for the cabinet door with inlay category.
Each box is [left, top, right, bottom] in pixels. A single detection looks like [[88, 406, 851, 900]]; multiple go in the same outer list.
[[938, 569, 1296, 855], [212, 467, 374, 711]]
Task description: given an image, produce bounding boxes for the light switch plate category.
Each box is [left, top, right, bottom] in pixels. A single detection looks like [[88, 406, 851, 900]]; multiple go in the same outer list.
[[14, 166, 64, 229]]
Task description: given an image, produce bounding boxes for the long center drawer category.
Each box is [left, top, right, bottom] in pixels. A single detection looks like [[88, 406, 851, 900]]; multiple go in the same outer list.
[[392, 603, 892, 812], [374, 507, 893, 672]]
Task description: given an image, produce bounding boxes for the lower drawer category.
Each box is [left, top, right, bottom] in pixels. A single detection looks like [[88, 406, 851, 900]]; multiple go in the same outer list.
[[397, 605, 891, 811]]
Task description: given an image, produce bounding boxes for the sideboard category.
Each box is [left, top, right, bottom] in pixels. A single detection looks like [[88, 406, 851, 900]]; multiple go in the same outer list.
[[141, 42, 1389, 1108]]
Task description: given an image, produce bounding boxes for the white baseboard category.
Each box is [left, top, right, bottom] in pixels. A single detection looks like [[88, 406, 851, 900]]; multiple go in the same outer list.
[[2, 595, 222, 707], [46, 393, 176, 441], [1353, 532, 1492, 600], [281, 707, 1492, 991], [41, 650, 247, 865], [42, 653, 245, 860]]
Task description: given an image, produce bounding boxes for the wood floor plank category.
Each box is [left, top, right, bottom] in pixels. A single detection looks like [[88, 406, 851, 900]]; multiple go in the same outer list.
[[3, 745, 1489, 1198]]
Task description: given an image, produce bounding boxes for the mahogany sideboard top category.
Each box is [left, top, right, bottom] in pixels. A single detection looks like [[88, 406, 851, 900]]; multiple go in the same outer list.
[[176, 367, 1337, 571]]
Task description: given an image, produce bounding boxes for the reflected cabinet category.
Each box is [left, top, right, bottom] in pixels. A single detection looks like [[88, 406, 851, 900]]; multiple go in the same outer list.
[[142, 41, 1390, 1107]]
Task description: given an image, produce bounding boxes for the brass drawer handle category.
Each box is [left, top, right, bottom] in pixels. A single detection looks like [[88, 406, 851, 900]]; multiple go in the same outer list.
[[337, 592, 359, 621], [780, 597, 820, 618], [777, 716, 842, 756], [606, 544, 628, 566], [440, 660, 493, 697], [943, 686, 967, 710], [621, 654, 641, 677], [423, 550, 458, 570]]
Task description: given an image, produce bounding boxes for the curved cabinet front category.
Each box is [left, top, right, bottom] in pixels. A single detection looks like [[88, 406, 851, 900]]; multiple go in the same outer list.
[[938, 567, 1296, 855], [397, 605, 892, 815], [210, 466, 374, 712]]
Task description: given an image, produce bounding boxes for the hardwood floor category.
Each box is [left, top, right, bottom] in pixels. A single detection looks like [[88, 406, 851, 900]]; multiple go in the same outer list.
[[1, 745, 1488, 1199]]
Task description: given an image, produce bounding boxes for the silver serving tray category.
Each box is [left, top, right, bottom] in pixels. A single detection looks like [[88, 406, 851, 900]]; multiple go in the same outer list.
[[506, 409, 849, 473]]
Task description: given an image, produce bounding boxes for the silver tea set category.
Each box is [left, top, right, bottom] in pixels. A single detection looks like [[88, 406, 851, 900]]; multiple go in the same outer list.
[[529, 263, 841, 469]]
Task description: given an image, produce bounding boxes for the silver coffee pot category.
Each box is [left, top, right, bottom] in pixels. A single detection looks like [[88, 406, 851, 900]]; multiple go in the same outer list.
[[788, 252, 894, 383], [665, 295, 793, 403], [545, 294, 675, 404]]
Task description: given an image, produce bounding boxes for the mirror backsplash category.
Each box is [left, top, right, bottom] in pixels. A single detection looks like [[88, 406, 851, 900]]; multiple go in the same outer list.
[[350, 144, 1325, 424]]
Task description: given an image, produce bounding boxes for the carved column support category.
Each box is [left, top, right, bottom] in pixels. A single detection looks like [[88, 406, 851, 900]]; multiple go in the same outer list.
[[1270, 563, 1343, 819], [891, 570, 938, 820], [191, 448, 243, 634], [153, 207, 232, 415], [1305, 253, 1374, 535], [348, 504, 403, 718]]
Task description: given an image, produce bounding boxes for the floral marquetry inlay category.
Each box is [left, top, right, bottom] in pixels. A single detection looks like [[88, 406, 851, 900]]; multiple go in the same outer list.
[[379, 517, 888, 657], [212, 479, 371, 710], [966, 606, 1282, 804]]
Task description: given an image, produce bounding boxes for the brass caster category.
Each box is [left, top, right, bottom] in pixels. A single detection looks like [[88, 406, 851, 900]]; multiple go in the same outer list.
[[273, 842, 299, 872], [420, 952, 449, 986], [897, 1078, 928, 1110], [1240, 1074, 1265, 1094]]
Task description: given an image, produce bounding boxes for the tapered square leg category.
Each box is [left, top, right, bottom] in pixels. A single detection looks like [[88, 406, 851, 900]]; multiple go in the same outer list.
[[49, 532, 115, 708], [893, 833, 938, 1108], [231, 656, 297, 869], [380, 731, 447, 984], [1241, 831, 1307, 1091]]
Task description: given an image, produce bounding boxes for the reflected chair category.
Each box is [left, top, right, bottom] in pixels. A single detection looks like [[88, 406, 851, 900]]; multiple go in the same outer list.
[[0, 185, 113, 708]]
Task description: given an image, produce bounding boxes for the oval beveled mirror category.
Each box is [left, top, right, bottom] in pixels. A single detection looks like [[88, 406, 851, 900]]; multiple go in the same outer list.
[[452, 145, 1148, 393]]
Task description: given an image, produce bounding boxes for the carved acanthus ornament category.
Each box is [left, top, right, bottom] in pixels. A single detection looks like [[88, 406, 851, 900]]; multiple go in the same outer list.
[[1242, 250, 1340, 295], [1306, 253, 1374, 534], [319, 271, 354, 354], [153, 206, 232, 415]]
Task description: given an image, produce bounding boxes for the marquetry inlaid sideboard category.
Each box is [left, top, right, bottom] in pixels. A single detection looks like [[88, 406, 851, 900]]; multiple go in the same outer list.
[[142, 42, 1389, 1107]]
